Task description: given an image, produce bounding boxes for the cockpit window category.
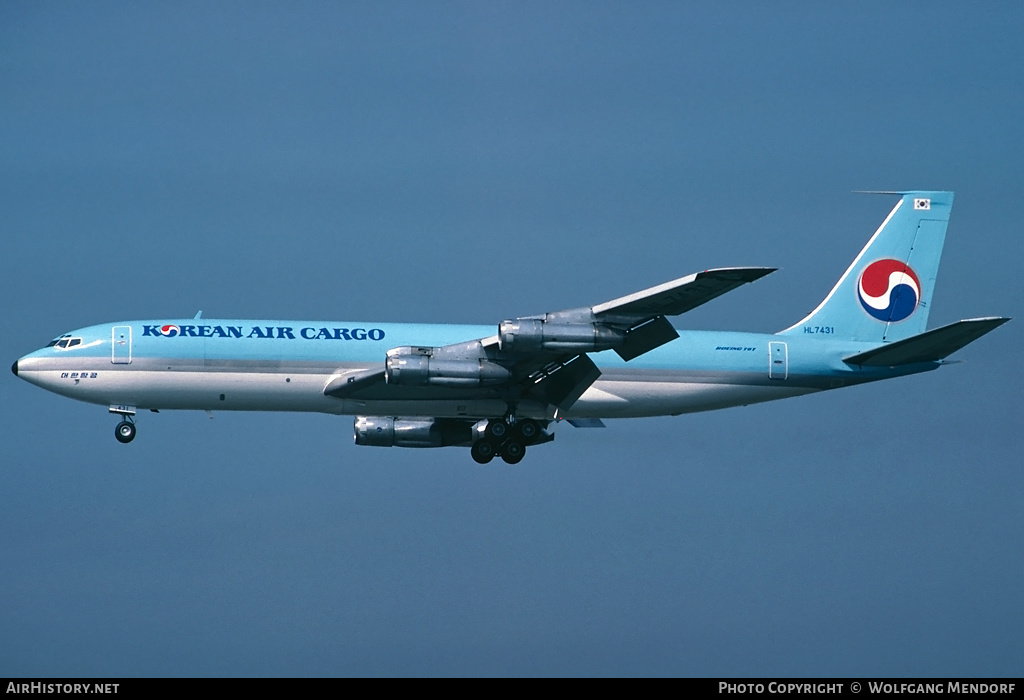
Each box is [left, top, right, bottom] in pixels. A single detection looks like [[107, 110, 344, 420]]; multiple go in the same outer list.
[[50, 335, 83, 350]]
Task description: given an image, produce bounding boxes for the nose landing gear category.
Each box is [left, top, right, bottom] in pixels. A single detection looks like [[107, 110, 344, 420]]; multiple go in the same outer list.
[[115, 419, 136, 444], [109, 405, 137, 444]]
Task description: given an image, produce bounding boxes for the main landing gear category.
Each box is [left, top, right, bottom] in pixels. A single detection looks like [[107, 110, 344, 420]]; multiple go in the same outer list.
[[471, 417, 543, 465]]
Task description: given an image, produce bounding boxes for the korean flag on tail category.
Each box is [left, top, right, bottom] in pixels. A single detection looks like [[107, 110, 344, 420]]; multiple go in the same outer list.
[[914, 198, 931, 210]]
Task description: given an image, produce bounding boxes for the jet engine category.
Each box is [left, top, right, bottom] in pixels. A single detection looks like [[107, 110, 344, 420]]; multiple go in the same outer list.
[[385, 347, 510, 386], [497, 319, 626, 352], [353, 416, 474, 448]]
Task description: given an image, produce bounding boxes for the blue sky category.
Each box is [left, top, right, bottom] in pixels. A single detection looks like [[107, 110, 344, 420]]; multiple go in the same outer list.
[[2, 2, 1022, 676]]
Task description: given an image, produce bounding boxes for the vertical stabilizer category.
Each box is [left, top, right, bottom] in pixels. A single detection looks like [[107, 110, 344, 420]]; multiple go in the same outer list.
[[779, 191, 953, 343]]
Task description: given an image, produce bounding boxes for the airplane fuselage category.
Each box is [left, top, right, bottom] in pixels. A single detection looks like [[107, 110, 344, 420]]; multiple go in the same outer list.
[[14, 318, 934, 421]]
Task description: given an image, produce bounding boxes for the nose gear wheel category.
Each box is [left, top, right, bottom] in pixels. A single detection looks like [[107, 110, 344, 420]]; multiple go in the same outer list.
[[114, 420, 136, 444]]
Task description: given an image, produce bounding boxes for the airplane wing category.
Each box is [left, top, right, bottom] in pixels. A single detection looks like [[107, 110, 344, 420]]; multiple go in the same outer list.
[[326, 266, 776, 408], [514, 266, 776, 361], [592, 267, 777, 321]]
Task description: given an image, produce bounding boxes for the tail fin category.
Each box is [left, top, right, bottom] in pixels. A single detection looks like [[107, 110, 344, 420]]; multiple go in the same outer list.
[[779, 191, 953, 342]]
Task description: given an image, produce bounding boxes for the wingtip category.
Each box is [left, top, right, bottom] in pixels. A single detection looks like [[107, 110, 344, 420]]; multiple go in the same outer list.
[[960, 316, 1011, 325], [702, 266, 778, 281]]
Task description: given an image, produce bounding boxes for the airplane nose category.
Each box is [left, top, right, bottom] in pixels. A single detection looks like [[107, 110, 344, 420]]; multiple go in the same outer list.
[[11, 360, 18, 376]]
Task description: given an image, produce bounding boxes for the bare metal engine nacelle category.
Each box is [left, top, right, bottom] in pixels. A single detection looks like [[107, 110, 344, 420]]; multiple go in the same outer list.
[[385, 346, 510, 387], [498, 319, 626, 352], [354, 416, 473, 448]]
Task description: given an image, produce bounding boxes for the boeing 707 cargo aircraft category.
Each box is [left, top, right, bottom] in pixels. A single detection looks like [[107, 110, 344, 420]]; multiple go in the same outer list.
[[12, 192, 1009, 464]]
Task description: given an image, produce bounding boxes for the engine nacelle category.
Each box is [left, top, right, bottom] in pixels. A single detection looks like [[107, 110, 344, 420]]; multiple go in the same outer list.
[[497, 319, 625, 352], [354, 416, 472, 448], [385, 347, 510, 386]]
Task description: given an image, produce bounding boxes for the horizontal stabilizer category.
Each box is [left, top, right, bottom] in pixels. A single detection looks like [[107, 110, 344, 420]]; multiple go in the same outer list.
[[843, 317, 1010, 367], [592, 267, 776, 321]]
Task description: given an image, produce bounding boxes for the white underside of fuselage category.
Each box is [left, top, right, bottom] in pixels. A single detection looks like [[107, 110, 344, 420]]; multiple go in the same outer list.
[[569, 380, 816, 417], [18, 367, 818, 420]]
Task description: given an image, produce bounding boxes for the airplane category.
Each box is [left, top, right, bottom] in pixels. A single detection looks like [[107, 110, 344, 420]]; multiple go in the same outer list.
[[11, 191, 1009, 464]]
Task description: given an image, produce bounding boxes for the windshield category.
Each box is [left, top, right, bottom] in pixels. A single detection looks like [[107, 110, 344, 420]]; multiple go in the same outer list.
[[48, 334, 83, 350]]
